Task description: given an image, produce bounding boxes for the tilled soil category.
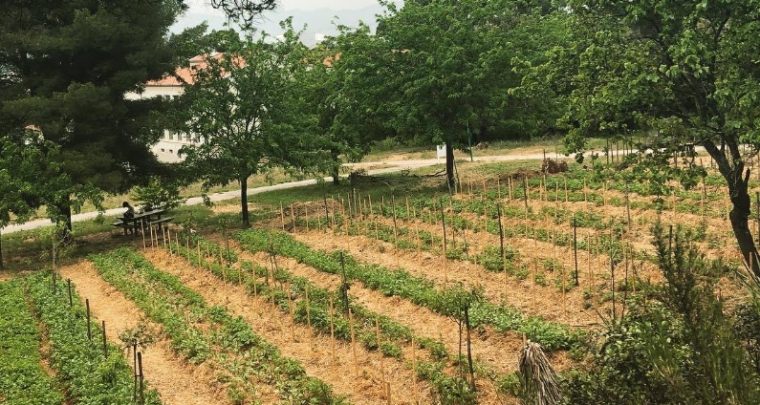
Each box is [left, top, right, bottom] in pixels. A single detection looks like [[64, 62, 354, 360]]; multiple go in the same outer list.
[[143, 249, 435, 405], [60, 261, 234, 405]]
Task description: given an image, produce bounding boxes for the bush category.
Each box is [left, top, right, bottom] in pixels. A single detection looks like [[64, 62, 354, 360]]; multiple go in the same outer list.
[[563, 225, 760, 404], [132, 177, 182, 210]]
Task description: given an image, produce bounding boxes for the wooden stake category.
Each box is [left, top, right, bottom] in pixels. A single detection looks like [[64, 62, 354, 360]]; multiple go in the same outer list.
[[329, 296, 336, 362], [280, 202, 285, 231], [291, 203, 297, 233], [573, 217, 579, 286], [86, 298, 92, 340], [102, 320, 108, 358], [349, 308, 357, 374], [305, 286, 312, 329], [140, 220, 146, 249], [392, 195, 399, 245]]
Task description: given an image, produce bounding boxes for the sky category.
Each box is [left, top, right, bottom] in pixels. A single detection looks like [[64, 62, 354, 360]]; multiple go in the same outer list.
[[172, 0, 398, 45]]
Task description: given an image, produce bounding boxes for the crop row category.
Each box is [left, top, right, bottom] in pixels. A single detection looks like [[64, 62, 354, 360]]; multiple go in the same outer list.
[[90, 248, 342, 404], [0, 280, 63, 405], [25, 272, 162, 404], [236, 229, 581, 351], [169, 235, 484, 402]]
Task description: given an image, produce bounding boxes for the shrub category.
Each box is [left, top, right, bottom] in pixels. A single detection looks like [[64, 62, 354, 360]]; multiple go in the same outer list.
[[563, 225, 760, 404]]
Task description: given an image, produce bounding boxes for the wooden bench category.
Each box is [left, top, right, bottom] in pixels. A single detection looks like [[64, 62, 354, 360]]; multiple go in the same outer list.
[[147, 217, 174, 232]]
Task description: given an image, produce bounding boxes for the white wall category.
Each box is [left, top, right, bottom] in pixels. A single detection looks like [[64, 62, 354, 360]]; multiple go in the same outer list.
[[126, 85, 199, 163]]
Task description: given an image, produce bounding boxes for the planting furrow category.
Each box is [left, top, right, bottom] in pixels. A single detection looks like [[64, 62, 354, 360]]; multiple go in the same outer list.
[[178, 234, 523, 403], [244, 248, 567, 378], [0, 280, 64, 405], [25, 271, 163, 404], [59, 261, 230, 405], [90, 248, 332, 404], [144, 247, 436, 405], [297, 230, 603, 327], [237, 229, 581, 352]]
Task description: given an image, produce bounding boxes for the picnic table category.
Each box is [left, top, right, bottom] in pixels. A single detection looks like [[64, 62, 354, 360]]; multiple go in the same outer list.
[[113, 208, 173, 237]]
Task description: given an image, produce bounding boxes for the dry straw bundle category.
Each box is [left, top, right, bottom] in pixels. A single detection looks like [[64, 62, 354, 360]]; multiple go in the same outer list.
[[518, 341, 562, 405]]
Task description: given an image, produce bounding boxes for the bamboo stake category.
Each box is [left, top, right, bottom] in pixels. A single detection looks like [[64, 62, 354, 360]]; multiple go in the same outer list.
[[329, 296, 336, 363], [291, 203, 297, 233], [349, 308, 357, 374], [564, 175, 568, 203], [280, 202, 285, 231], [412, 337, 418, 404], [305, 286, 312, 329], [305, 206, 310, 232]]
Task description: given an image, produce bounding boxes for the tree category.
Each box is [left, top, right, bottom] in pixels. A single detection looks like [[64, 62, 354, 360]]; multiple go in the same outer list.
[[0, 0, 187, 234], [302, 25, 395, 185], [0, 132, 96, 268], [366, 0, 569, 191], [179, 25, 319, 227], [539, 1, 760, 275]]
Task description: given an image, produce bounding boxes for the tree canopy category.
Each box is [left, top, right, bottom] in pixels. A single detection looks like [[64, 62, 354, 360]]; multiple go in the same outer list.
[[179, 24, 320, 226], [0, 0, 186, 232], [535, 0, 760, 274]]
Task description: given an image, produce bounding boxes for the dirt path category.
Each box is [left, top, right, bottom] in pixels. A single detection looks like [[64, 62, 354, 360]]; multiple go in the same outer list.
[[143, 249, 435, 405], [59, 261, 231, 405]]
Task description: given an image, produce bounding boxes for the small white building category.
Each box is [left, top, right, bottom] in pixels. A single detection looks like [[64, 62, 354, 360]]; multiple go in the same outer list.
[[125, 55, 209, 163]]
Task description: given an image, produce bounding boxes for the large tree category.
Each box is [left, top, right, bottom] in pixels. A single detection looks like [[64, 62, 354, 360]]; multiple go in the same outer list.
[[540, 1, 760, 275], [302, 25, 397, 185], [179, 25, 319, 227], [368, 0, 569, 190], [0, 0, 188, 233], [0, 131, 97, 268]]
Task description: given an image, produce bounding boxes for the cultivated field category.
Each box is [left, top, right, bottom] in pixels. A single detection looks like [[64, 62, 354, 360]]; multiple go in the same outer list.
[[1, 156, 752, 404]]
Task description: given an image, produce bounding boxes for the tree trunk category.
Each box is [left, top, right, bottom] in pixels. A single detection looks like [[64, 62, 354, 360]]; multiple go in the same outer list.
[[240, 177, 250, 228], [331, 149, 340, 186], [0, 228, 4, 270], [332, 166, 340, 186], [445, 140, 455, 193], [728, 177, 758, 272], [703, 140, 760, 276], [56, 196, 73, 243]]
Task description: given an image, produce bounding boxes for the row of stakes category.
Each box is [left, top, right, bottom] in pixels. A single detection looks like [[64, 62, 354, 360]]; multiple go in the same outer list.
[[48, 271, 147, 404], [137, 223, 410, 404]]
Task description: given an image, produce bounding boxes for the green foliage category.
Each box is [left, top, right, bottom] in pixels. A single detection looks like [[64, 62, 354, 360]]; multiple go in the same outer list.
[[25, 272, 162, 404], [179, 23, 320, 225], [0, 280, 63, 404], [90, 248, 344, 403], [0, 0, 184, 229], [563, 225, 760, 404], [534, 0, 760, 270], [132, 177, 182, 210], [237, 229, 580, 350]]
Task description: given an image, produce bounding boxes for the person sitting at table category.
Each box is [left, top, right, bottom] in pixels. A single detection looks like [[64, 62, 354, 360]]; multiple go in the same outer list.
[[122, 201, 136, 235]]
